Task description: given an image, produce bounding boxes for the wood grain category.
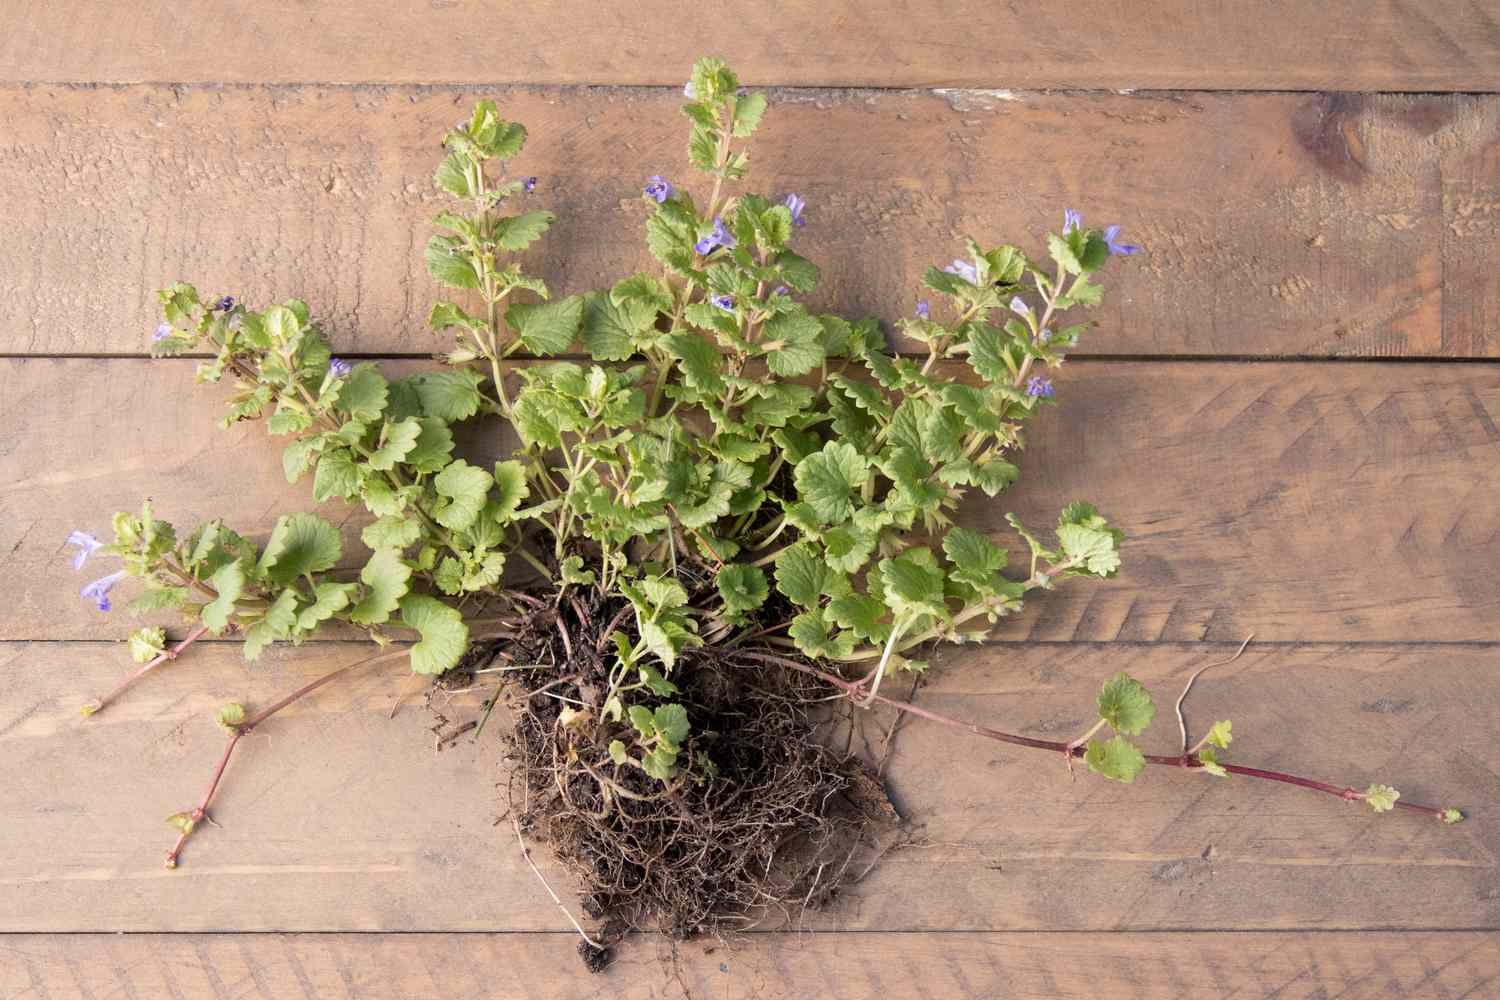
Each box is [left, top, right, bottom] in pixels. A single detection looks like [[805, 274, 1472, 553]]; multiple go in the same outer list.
[[6, 359, 1498, 644], [4, 930, 1498, 999], [1, 640, 1492, 933], [4, 87, 1498, 357], [2, 1, 1498, 91]]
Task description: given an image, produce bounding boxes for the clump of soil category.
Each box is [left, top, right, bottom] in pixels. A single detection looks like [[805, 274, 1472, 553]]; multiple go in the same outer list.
[[447, 586, 903, 970]]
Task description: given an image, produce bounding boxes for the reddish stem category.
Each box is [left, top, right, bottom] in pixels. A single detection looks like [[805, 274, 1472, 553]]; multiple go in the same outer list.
[[85, 624, 212, 717], [733, 650, 1455, 820], [164, 647, 409, 869]]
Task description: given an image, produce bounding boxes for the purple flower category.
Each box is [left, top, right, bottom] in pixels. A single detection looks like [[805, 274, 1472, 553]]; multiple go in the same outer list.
[[644, 175, 674, 203], [329, 358, 353, 378], [783, 193, 806, 226], [943, 259, 978, 284], [1009, 296, 1031, 317], [215, 296, 236, 312], [1039, 327, 1053, 344], [1026, 375, 1055, 398], [683, 80, 696, 99], [522, 176, 537, 193], [773, 285, 789, 296], [694, 216, 736, 255], [1103, 224, 1140, 256], [65, 531, 103, 571], [915, 300, 930, 319], [1063, 208, 1082, 234], [711, 294, 735, 311], [80, 570, 127, 612], [153, 322, 172, 342]]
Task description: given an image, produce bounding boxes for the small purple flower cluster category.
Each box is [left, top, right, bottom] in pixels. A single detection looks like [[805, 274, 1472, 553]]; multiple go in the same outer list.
[[1026, 375, 1055, 398], [644, 175, 674, 203], [1063, 208, 1139, 256], [329, 358, 353, 378], [694, 216, 736, 255], [65, 531, 123, 611]]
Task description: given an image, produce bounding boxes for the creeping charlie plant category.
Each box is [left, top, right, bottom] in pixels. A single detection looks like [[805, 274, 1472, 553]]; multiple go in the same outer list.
[[70, 57, 1462, 869]]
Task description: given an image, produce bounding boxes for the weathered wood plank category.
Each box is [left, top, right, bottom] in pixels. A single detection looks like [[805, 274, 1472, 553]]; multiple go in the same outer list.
[[6, 359, 1497, 643], [2, 1, 1499, 91], [4, 87, 1497, 357], [1, 640, 1492, 932], [4, 930, 1499, 999]]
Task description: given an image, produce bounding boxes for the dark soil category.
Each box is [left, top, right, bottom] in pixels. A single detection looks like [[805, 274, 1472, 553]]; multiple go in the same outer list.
[[442, 586, 904, 971]]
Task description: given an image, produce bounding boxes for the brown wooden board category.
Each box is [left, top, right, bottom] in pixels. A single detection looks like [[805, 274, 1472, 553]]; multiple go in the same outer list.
[[2, 1, 1499, 92], [1, 639, 1492, 933], [4, 88, 1499, 358], [3, 930, 1498, 999], [7, 359, 1498, 644]]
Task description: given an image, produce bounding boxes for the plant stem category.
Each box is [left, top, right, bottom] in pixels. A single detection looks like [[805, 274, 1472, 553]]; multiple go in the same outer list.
[[163, 647, 410, 869], [733, 650, 1456, 820], [84, 624, 213, 717]]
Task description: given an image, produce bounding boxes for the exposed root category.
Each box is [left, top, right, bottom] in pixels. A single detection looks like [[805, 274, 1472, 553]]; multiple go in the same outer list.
[[456, 586, 902, 969]]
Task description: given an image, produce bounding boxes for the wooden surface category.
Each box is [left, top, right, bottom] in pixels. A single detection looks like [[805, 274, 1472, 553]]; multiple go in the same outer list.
[[3, 4, 1498, 997], [2, 2, 1499, 92], [6, 87, 1500, 358], [4, 641, 1494, 933], [6, 932, 1499, 999]]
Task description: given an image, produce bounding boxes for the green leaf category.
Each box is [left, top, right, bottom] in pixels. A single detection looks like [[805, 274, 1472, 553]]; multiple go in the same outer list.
[[1441, 807, 1465, 825], [399, 595, 469, 675], [507, 295, 582, 356], [608, 740, 629, 765], [732, 91, 767, 137], [406, 370, 485, 421], [966, 325, 1011, 385], [296, 581, 357, 630], [1096, 672, 1155, 736], [425, 235, 480, 289], [1205, 720, 1233, 749], [491, 460, 530, 523], [433, 459, 493, 531], [493, 210, 555, 251], [653, 704, 691, 747], [243, 589, 298, 661], [1364, 784, 1401, 813], [787, 609, 855, 660], [361, 515, 421, 550], [406, 417, 456, 474], [774, 543, 829, 609], [283, 437, 320, 484], [794, 441, 869, 525], [128, 626, 167, 664], [878, 548, 948, 621], [366, 418, 422, 471], [215, 702, 246, 730], [942, 527, 1009, 595], [312, 448, 362, 502], [665, 331, 726, 396], [349, 548, 412, 626], [201, 561, 246, 633], [335, 365, 389, 422], [761, 309, 825, 377], [579, 291, 639, 361], [716, 563, 768, 615], [1084, 736, 1146, 784], [1197, 747, 1229, 778], [560, 555, 597, 586], [258, 513, 341, 586], [434, 152, 473, 198], [1056, 502, 1124, 577], [827, 592, 892, 644]]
